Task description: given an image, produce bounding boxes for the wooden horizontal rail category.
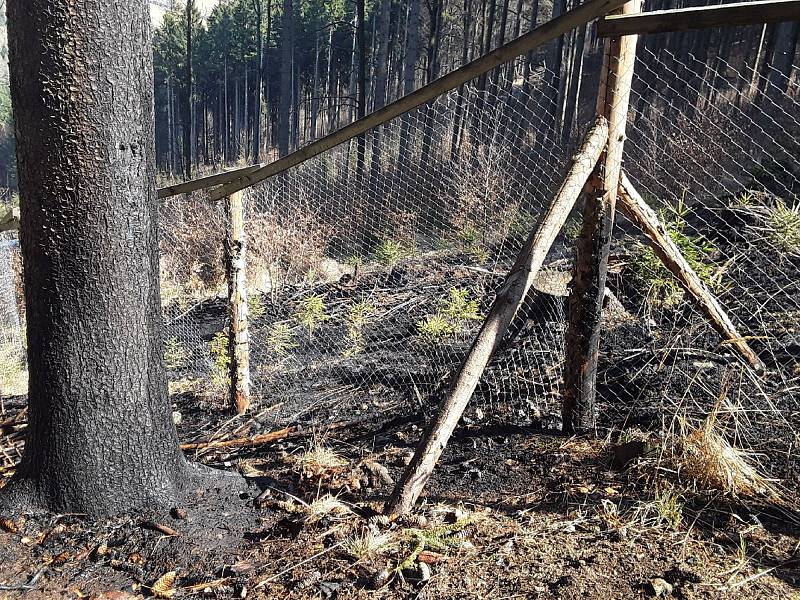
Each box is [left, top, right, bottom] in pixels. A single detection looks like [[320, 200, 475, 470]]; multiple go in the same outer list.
[[205, 0, 629, 202], [157, 163, 264, 199], [597, 0, 800, 37]]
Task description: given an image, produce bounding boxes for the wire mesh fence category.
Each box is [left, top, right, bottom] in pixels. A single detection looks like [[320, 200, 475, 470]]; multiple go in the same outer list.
[[1, 34, 798, 491]]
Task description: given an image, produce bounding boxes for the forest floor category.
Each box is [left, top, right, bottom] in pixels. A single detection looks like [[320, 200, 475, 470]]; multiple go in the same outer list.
[[0, 389, 798, 600]]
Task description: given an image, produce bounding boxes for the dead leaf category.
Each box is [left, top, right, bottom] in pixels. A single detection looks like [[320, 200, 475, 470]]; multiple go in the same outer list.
[[0, 518, 18, 533], [149, 571, 178, 599]]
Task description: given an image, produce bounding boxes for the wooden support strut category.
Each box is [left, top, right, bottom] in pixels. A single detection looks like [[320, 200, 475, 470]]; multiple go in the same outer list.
[[384, 117, 610, 517], [616, 172, 765, 372], [157, 163, 264, 199], [225, 190, 252, 414], [562, 0, 639, 435], [597, 0, 800, 38]]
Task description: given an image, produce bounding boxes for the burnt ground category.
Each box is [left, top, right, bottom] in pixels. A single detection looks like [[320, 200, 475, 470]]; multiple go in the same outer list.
[[0, 192, 799, 598], [0, 404, 798, 600]]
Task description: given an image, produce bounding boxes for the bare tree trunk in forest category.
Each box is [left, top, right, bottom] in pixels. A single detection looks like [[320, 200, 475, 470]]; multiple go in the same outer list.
[[234, 76, 241, 159], [746, 24, 769, 102], [244, 68, 250, 160], [326, 27, 336, 135], [545, 0, 567, 138], [292, 52, 300, 150], [311, 32, 321, 140], [369, 0, 392, 186], [356, 0, 367, 181], [253, 0, 264, 162], [224, 59, 230, 162], [278, 0, 294, 156], [765, 21, 799, 95], [202, 94, 208, 164], [398, 0, 421, 167], [492, 0, 511, 86], [167, 78, 175, 174], [471, 0, 496, 153], [450, 0, 472, 162], [521, 0, 540, 94], [506, 0, 524, 85], [419, 0, 442, 167], [185, 0, 194, 179], [1, 0, 201, 515], [561, 22, 586, 144], [348, 16, 358, 124], [264, 0, 273, 152]]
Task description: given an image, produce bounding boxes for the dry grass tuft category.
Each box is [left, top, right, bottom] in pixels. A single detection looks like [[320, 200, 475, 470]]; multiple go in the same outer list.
[[303, 494, 352, 523], [296, 441, 349, 479], [343, 528, 394, 560], [671, 411, 778, 500]]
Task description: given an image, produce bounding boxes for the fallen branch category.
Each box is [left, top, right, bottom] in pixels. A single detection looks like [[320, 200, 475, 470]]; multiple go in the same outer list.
[[139, 521, 178, 537]]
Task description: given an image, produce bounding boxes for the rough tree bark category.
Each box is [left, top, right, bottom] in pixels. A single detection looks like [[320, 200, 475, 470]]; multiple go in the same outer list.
[[2, 0, 204, 515]]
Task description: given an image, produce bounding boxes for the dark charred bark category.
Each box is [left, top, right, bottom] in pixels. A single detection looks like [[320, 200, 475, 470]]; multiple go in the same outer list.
[[2, 0, 204, 515]]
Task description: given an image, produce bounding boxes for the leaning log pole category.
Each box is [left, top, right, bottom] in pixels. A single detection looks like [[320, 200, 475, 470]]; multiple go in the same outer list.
[[385, 118, 610, 517]]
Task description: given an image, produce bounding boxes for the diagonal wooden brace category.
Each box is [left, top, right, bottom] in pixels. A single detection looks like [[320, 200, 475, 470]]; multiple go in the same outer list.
[[383, 117, 609, 517], [617, 172, 765, 372]]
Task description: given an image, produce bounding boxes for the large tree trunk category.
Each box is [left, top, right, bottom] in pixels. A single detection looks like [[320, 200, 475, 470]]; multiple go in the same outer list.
[[3, 0, 194, 515]]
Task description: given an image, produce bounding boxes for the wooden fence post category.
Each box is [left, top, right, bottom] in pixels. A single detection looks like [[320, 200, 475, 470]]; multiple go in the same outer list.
[[225, 190, 251, 414], [562, 0, 640, 434]]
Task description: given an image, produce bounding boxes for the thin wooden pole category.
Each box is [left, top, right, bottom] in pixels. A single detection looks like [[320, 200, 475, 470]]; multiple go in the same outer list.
[[384, 117, 610, 517], [617, 172, 765, 372], [225, 190, 251, 414], [562, 0, 639, 434], [203, 0, 628, 202]]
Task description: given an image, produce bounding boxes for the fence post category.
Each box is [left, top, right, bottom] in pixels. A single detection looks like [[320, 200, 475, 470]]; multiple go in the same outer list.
[[225, 189, 251, 414], [562, 0, 640, 434]]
